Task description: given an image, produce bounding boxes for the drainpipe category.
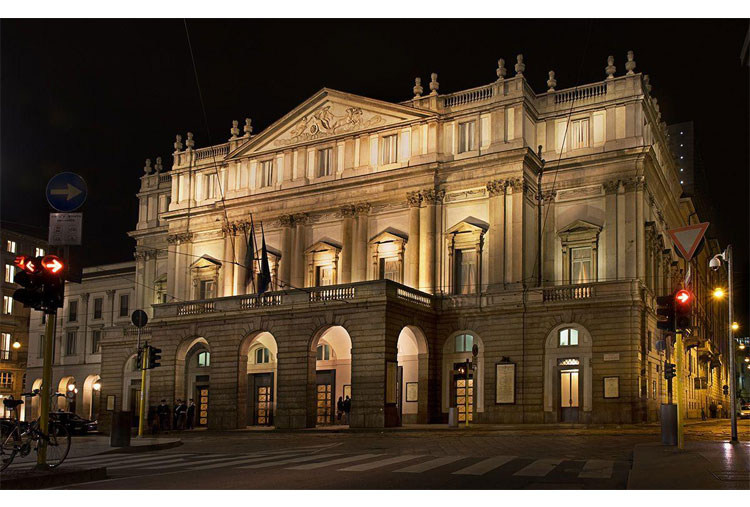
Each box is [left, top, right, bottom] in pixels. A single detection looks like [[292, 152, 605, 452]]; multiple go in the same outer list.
[[536, 145, 545, 287]]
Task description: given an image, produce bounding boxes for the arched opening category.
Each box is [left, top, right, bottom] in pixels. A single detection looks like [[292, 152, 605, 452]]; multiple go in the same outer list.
[[82, 374, 102, 421], [29, 378, 43, 419], [239, 331, 278, 427], [309, 326, 352, 427], [177, 337, 210, 429], [397, 326, 429, 424], [57, 376, 78, 413], [442, 331, 484, 423], [122, 353, 146, 426], [543, 323, 593, 423]]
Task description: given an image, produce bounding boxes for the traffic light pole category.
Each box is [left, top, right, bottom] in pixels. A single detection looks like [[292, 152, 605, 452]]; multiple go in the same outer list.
[[137, 343, 149, 437], [675, 332, 685, 450], [726, 245, 738, 443], [36, 310, 56, 469]]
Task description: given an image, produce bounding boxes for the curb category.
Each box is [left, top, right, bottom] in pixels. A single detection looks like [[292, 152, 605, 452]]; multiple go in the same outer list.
[[0, 466, 107, 490], [101, 439, 183, 454]]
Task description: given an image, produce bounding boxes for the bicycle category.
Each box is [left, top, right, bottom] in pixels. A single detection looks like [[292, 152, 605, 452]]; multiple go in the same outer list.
[[1, 390, 71, 471]]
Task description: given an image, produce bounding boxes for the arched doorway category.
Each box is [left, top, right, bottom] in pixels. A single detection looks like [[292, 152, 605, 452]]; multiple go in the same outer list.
[[397, 326, 429, 424], [57, 376, 77, 413], [309, 326, 352, 427], [82, 374, 102, 420], [29, 378, 43, 419], [122, 353, 146, 426], [178, 338, 210, 428], [442, 331, 484, 423], [543, 323, 593, 423], [240, 332, 278, 427]]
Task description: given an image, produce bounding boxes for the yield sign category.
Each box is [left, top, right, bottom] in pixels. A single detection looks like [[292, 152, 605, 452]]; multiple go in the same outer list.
[[668, 222, 709, 262]]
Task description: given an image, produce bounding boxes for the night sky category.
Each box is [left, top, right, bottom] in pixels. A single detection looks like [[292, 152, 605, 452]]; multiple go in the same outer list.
[[1, 19, 748, 323]]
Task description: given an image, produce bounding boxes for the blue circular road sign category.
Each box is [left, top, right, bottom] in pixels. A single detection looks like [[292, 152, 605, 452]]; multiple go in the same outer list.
[[46, 172, 87, 212]]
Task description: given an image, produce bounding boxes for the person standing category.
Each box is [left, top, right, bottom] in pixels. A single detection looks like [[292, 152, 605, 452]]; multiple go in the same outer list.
[[336, 396, 344, 423], [176, 400, 187, 430], [186, 399, 196, 430], [157, 399, 171, 432], [343, 395, 351, 425]]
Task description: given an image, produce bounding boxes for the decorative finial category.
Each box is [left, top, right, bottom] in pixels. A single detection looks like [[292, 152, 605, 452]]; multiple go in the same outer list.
[[605, 55, 616, 80], [186, 132, 195, 149], [496, 58, 507, 81], [625, 50, 636, 75], [413, 77, 423, 98], [547, 70, 557, 91], [243, 118, 253, 136], [514, 54, 525, 77], [143, 158, 153, 174], [429, 73, 439, 95], [643, 74, 652, 94], [155, 157, 163, 173], [230, 120, 240, 139], [174, 134, 183, 152]]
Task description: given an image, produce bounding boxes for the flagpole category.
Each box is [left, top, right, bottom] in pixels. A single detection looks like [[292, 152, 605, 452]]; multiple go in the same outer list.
[[243, 217, 256, 296], [249, 213, 260, 296]]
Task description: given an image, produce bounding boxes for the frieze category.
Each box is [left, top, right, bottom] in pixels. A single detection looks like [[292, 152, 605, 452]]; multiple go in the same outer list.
[[555, 184, 604, 202], [167, 232, 194, 244], [273, 106, 385, 147], [444, 187, 487, 203], [422, 189, 445, 204]]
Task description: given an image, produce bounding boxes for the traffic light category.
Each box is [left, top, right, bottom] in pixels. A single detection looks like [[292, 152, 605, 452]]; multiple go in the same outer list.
[[675, 289, 693, 332], [148, 346, 162, 369], [136, 347, 144, 370], [664, 361, 676, 380], [656, 293, 675, 332], [40, 255, 65, 311], [12, 255, 66, 313]]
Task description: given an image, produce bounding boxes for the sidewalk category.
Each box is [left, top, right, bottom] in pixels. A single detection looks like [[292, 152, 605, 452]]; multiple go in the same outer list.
[[627, 441, 750, 489]]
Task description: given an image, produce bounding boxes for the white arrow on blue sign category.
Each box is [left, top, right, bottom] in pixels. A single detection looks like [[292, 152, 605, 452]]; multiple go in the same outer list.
[[46, 172, 87, 212]]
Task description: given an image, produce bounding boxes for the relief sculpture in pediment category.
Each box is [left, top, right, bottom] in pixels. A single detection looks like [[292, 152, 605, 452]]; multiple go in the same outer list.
[[274, 106, 385, 147]]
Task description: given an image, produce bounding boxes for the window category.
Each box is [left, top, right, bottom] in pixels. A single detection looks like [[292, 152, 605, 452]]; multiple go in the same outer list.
[[3, 296, 12, 315], [379, 258, 401, 283], [570, 118, 590, 150], [65, 331, 76, 356], [93, 298, 103, 319], [35, 247, 45, 257], [6, 240, 16, 253], [382, 134, 398, 164], [454, 333, 474, 353], [91, 330, 101, 354], [0, 372, 13, 389], [4, 264, 14, 283], [119, 294, 129, 317], [260, 160, 274, 188], [317, 148, 333, 177], [315, 266, 334, 287], [458, 121, 476, 153], [454, 249, 478, 295], [197, 351, 210, 367], [570, 246, 593, 284], [1, 333, 11, 360], [203, 173, 216, 200], [255, 347, 270, 364], [559, 328, 579, 347], [558, 358, 580, 366], [38, 335, 44, 358], [316, 344, 331, 361], [198, 280, 215, 300], [68, 300, 78, 322]]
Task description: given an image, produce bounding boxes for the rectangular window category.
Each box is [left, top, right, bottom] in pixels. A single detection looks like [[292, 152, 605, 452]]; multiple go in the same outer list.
[[0, 332, 11, 360], [317, 148, 332, 177], [382, 134, 398, 164], [38, 335, 44, 358], [6, 240, 16, 253], [91, 330, 101, 354], [198, 351, 210, 367], [4, 264, 14, 283], [260, 160, 274, 188], [458, 121, 476, 153], [3, 296, 12, 315], [204, 173, 216, 200], [570, 118, 590, 150], [454, 249, 478, 295], [119, 294, 129, 317], [559, 328, 579, 347], [378, 258, 401, 283], [93, 298, 103, 319], [454, 333, 474, 353], [68, 300, 78, 322], [315, 265, 334, 287], [570, 246, 592, 284], [198, 280, 215, 300], [65, 331, 76, 356], [0, 372, 13, 389], [35, 247, 45, 257]]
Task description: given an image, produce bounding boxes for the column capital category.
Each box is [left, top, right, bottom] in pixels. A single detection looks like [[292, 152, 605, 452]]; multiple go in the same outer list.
[[603, 179, 620, 194], [506, 177, 523, 191], [106, 289, 116, 298], [340, 205, 357, 217], [406, 191, 423, 208], [486, 179, 506, 197], [81, 292, 90, 303], [422, 189, 445, 204], [542, 190, 556, 203], [167, 232, 193, 244], [278, 214, 294, 228], [354, 203, 371, 216], [293, 212, 310, 225]]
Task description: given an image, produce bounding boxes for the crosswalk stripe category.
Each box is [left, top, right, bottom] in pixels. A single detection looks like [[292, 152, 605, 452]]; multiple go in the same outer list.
[[452, 456, 516, 476], [4, 452, 172, 470], [578, 459, 614, 479], [240, 453, 341, 469], [185, 452, 304, 470], [105, 454, 226, 470], [146, 455, 251, 470], [394, 456, 468, 473], [63, 453, 190, 465], [513, 458, 563, 477], [338, 455, 423, 472], [286, 454, 385, 470]]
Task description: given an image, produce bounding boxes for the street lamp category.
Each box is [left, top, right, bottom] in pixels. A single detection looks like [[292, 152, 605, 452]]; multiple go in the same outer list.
[[11, 340, 20, 349], [93, 382, 101, 391], [713, 288, 725, 299], [732, 322, 739, 331], [709, 245, 738, 443], [67, 383, 75, 392]]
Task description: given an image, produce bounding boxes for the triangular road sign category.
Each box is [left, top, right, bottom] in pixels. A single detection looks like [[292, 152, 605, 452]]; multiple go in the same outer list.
[[668, 222, 709, 262]]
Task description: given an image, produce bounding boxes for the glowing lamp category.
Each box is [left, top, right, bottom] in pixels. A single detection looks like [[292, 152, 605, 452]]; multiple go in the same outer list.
[[12, 340, 21, 349], [93, 382, 101, 391], [732, 322, 739, 331], [41, 255, 64, 274], [67, 384, 76, 391], [712, 288, 725, 299], [675, 290, 691, 305]]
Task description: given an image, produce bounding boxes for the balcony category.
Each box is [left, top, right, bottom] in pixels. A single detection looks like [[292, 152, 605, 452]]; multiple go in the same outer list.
[[0, 349, 14, 362]]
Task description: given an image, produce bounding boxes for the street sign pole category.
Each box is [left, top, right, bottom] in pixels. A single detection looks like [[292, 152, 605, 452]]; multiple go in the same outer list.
[[138, 342, 149, 438], [36, 310, 56, 469], [675, 332, 685, 449], [726, 245, 738, 443]]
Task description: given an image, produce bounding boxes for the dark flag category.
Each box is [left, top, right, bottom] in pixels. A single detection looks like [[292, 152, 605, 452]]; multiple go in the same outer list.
[[258, 222, 272, 295], [244, 220, 255, 288]]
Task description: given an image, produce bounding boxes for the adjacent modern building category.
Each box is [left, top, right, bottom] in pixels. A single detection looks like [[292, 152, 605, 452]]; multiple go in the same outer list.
[[98, 52, 731, 431], [25, 262, 135, 422], [0, 224, 47, 418]]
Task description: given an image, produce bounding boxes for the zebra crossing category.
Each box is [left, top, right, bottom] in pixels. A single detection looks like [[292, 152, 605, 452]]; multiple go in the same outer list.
[[2, 447, 624, 482]]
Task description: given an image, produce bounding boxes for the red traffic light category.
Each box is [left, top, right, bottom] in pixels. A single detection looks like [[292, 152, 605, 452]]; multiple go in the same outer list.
[[41, 255, 64, 274], [675, 289, 692, 305], [15, 255, 41, 273], [13, 255, 30, 270]]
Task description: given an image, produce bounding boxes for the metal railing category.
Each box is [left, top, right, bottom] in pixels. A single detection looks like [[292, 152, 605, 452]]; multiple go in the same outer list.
[[396, 287, 432, 308], [194, 144, 229, 161], [553, 82, 607, 105], [442, 83, 494, 108], [176, 301, 216, 316], [543, 284, 594, 302], [309, 287, 355, 302]]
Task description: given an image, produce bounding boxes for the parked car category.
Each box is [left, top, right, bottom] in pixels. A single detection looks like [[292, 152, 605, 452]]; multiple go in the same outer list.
[[739, 404, 750, 420], [50, 411, 98, 435]]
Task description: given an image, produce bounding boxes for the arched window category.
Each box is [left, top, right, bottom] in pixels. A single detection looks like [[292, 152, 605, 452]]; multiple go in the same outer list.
[[454, 333, 474, 353], [559, 328, 579, 347], [197, 351, 210, 367], [255, 347, 270, 364], [316, 344, 331, 361]]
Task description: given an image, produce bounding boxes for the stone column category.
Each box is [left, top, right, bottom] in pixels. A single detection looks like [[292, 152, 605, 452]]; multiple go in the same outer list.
[[134, 251, 146, 311], [406, 192, 422, 288], [616, 181, 626, 278], [166, 235, 178, 302], [352, 204, 370, 282], [143, 250, 157, 309], [233, 222, 248, 295], [486, 180, 505, 287], [509, 178, 525, 285], [419, 189, 443, 294], [222, 224, 236, 296], [635, 176, 646, 281], [278, 215, 293, 289], [340, 205, 356, 284], [604, 180, 619, 282], [291, 213, 308, 288], [542, 191, 556, 285]]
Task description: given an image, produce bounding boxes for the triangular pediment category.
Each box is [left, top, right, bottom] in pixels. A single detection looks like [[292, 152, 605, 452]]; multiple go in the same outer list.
[[228, 88, 436, 158], [558, 219, 602, 235], [190, 254, 222, 269], [446, 217, 489, 235], [370, 228, 408, 244], [304, 239, 341, 255]]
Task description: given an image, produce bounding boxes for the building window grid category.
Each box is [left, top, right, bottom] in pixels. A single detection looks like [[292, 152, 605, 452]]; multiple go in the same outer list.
[[3, 296, 12, 315], [458, 121, 476, 153], [35, 247, 45, 257], [4, 264, 14, 283], [317, 148, 333, 177], [454, 333, 474, 353], [68, 300, 78, 322], [559, 328, 579, 347], [570, 118, 590, 150], [255, 347, 270, 364], [93, 298, 103, 319], [119, 294, 129, 317], [6, 240, 16, 253], [0, 372, 13, 389], [382, 134, 398, 164], [91, 330, 101, 354], [260, 160, 274, 188], [197, 351, 210, 367], [65, 331, 76, 356], [316, 344, 331, 361], [0, 333, 11, 360]]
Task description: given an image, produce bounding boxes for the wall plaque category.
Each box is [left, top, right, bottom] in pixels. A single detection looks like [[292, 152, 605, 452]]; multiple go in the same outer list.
[[603, 353, 620, 362], [406, 382, 418, 402], [106, 395, 116, 411], [495, 363, 516, 404], [604, 377, 620, 399]]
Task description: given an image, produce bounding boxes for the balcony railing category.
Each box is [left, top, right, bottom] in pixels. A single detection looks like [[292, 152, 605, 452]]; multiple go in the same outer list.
[[194, 143, 229, 161], [442, 83, 495, 108], [177, 301, 216, 316], [543, 284, 594, 302], [396, 287, 432, 308], [309, 287, 355, 302], [553, 82, 607, 105], [240, 294, 283, 309]]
